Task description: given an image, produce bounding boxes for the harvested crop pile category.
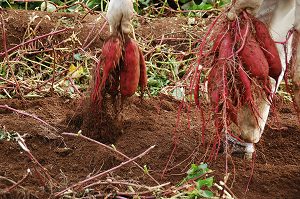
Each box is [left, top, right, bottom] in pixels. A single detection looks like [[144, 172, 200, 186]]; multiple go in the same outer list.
[[191, 11, 282, 159]]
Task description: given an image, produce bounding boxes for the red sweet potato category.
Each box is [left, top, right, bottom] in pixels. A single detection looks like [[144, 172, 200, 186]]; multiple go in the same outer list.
[[106, 70, 120, 97], [218, 32, 233, 59], [211, 32, 225, 53], [207, 65, 221, 110], [91, 35, 122, 102], [238, 62, 252, 103], [252, 18, 282, 81], [239, 25, 269, 80], [138, 47, 147, 96], [120, 39, 140, 97], [208, 32, 233, 109]]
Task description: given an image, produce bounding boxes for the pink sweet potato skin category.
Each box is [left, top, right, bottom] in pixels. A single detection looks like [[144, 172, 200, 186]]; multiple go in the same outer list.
[[91, 35, 122, 102], [101, 36, 122, 85], [207, 65, 222, 109], [238, 63, 252, 103], [208, 33, 233, 109], [138, 47, 147, 95], [208, 32, 240, 123], [239, 25, 269, 80], [120, 39, 140, 97], [252, 18, 282, 81]]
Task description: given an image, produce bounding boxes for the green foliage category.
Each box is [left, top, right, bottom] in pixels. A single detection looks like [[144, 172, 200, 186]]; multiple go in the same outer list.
[[185, 163, 211, 180], [146, 46, 191, 96], [182, 0, 230, 10], [180, 163, 215, 198]]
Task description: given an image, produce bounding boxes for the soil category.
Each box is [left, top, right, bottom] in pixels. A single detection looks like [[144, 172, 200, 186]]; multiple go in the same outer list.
[[0, 9, 300, 199], [0, 96, 299, 199], [0, 9, 200, 55]]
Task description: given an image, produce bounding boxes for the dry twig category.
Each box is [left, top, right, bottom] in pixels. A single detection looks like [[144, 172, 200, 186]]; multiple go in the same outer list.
[[2, 169, 31, 194], [15, 133, 57, 188], [54, 145, 155, 197], [63, 132, 159, 184], [0, 104, 57, 131]]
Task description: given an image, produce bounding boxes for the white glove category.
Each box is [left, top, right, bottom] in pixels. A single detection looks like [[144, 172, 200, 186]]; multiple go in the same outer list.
[[227, 0, 264, 20], [296, 0, 300, 31], [106, 0, 134, 34]]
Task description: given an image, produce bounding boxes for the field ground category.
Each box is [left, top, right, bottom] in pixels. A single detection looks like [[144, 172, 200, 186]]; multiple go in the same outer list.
[[0, 96, 299, 198], [0, 9, 300, 199]]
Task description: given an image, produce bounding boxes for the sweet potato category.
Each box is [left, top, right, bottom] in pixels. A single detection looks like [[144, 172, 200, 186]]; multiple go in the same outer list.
[[218, 32, 233, 59], [138, 47, 147, 96], [238, 62, 252, 103], [252, 18, 282, 81], [106, 69, 120, 97], [91, 35, 122, 102], [211, 32, 225, 53], [120, 39, 140, 97], [208, 32, 233, 109], [207, 65, 221, 110], [239, 24, 269, 80]]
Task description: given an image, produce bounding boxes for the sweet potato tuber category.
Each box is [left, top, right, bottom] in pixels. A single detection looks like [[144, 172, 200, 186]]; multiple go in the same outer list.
[[238, 62, 253, 103], [208, 32, 233, 110], [211, 32, 225, 53], [207, 65, 222, 110], [218, 32, 233, 59], [91, 35, 122, 103], [252, 18, 282, 81], [239, 24, 269, 80], [138, 47, 147, 96], [120, 38, 140, 97]]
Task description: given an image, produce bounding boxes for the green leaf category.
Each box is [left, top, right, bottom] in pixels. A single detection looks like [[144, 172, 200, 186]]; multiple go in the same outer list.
[[188, 189, 201, 198], [196, 177, 214, 189], [148, 78, 159, 86], [192, 2, 213, 10], [201, 190, 214, 198], [186, 163, 209, 180]]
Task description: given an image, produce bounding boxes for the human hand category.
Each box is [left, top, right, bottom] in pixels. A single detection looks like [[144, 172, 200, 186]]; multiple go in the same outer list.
[[295, 0, 300, 31], [227, 0, 263, 20], [106, 0, 134, 34]]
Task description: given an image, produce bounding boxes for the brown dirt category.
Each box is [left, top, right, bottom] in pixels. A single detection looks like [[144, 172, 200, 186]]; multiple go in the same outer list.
[[0, 9, 197, 55], [0, 9, 300, 199], [0, 96, 299, 199]]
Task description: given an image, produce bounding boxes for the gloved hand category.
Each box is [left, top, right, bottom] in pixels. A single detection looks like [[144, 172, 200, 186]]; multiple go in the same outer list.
[[296, 0, 300, 31], [227, 0, 264, 20], [106, 0, 134, 34]]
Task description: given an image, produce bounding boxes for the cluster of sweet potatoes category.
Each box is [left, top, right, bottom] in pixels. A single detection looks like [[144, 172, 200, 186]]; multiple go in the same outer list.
[[90, 34, 147, 111], [193, 12, 282, 131]]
